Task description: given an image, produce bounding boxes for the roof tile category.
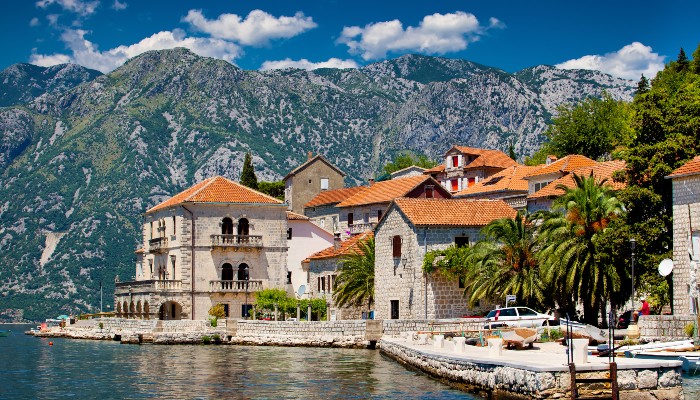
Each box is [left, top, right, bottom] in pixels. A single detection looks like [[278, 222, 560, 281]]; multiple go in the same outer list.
[[286, 211, 309, 221], [524, 155, 596, 179], [337, 175, 435, 207], [667, 156, 700, 178], [451, 146, 519, 169], [304, 186, 368, 208], [394, 198, 516, 226], [304, 231, 373, 261], [455, 165, 540, 196], [528, 160, 626, 199]]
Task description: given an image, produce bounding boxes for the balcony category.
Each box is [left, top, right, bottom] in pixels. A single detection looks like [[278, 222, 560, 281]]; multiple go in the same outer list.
[[348, 222, 376, 234], [210, 234, 263, 249], [209, 279, 263, 293], [149, 237, 168, 253], [115, 280, 183, 295]]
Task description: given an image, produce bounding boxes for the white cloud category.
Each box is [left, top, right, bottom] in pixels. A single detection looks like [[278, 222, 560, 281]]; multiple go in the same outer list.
[[183, 9, 317, 46], [111, 0, 127, 11], [36, 0, 100, 17], [556, 42, 666, 80], [337, 11, 503, 60], [30, 28, 241, 73], [260, 58, 359, 71], [29, 17, 41, 27]]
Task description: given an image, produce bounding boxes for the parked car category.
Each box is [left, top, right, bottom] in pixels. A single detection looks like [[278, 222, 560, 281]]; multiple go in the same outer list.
[[484, 307, 557, 329], [616, 310, 633, 329]]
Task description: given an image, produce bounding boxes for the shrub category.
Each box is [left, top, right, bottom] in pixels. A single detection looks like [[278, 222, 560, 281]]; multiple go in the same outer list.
[[201, 335, 211, 344], [212, 334, 221, 344], [684, 323, 696, 338], [98, 322, 104, 330], [209, 317, 218, 327], [208, 304, 226, 319]]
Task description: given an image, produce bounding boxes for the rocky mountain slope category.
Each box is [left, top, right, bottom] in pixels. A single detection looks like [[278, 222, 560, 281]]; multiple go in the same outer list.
[[0, 48, 635, 321]]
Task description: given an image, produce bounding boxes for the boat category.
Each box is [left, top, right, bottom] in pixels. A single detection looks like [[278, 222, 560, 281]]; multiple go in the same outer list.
[[625, 350, 700, 375], [0, 330, 10, 337]]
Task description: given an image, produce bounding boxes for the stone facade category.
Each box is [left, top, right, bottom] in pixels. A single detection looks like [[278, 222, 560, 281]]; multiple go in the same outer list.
[[307, 257, 364, 320], [374, 207, 494, 320], [670, 173, 700, 315], [284, 155, 345, 214], [304, 203, 341, 233], [115, 201, 289, 321], [638, 315, 697, 341]]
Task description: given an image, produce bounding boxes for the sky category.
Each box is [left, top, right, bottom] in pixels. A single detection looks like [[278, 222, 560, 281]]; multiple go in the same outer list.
[[1, 0, 698, 80]]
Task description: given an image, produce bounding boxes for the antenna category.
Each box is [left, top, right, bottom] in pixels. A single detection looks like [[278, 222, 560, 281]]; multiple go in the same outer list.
[[658, 259, 674, 277], [296, 284, 306, 298]]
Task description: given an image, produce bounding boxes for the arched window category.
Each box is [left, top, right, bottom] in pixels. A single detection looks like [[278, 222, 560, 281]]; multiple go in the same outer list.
[[222, 263, 234, 281], [238, 263, 249, 280], [222, 218, 233, 235], [237, 218, 249, 236]]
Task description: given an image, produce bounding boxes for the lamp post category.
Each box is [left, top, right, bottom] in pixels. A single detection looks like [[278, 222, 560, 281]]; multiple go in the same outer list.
[[630, 238, 636, 311], [244, 265, 250, 320]]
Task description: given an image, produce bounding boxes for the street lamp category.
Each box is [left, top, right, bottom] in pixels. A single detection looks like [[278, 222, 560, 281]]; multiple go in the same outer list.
[[630, 238, 636, 312], [244, 265, 250, 320]]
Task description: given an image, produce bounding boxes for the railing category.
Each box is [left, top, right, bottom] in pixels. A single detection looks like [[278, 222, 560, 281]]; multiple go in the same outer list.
[[209, 279, 263, 293], [149, 237, 168, 253], [210, 234, 263, 248], [348, 223, 376, 234], [115, 280, 182, 295]]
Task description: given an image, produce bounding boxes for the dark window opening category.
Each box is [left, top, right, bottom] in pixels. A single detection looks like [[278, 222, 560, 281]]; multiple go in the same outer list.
[[348, 212, 354, 226], [392, 235, 402, 258], [455, 237, 469, 248], [287, 228, 293, 240], [287, 271, 292, 284], [237, 218, 249, 236], [425, 185, 434, 198], [237, 263, 249, 280], [458, 276, 466, 289], [390, 300, 400, 319], [223, 304, 230, 318], [222, 263, 234, 281], [377, 210, 383, 220], [222, 218, 233, 235]]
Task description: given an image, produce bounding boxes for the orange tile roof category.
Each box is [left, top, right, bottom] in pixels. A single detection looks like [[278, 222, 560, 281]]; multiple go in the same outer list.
[[304, 231, 373, 261], [524, 155, 597, 179], [393, 198, 516, 226], [451, 146, 519, 170], [337, 175, 435, 208], [147, 176, 283, 213], [424, 164, 445, 173], [286, 211, 309, 221], [528, 160, 627, 199], [455, 165, 541, 197], [667, 156, 700, 179], [304, 186, 368, 207]]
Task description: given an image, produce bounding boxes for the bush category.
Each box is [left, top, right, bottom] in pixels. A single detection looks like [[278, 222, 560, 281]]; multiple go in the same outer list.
[[685, 323, 696, 338], [212, 334, 221, 344], [98, 322, 104, 330], [209, 317, 218, 327], [201, 335, 211, 344], [208, 304, 226, 319]]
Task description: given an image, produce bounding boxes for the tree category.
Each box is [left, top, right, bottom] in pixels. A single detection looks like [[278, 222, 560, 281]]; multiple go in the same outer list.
[[542, 92, 633, 160], [463, 211, 546, 309], [240, 152, 258, 190], [333, 235, 375, 312], [692, 43, 700, 74], [508, 139, 517, 161], [536, 174, 625, 325], [635, 74, 650, 95], [382, 151, 437, 175], [676, 47, 689, 72], [258, 180, 285, 200]]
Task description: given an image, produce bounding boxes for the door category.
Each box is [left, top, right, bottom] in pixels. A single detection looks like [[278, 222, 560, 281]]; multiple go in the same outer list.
[[390, 300, 399, 319]]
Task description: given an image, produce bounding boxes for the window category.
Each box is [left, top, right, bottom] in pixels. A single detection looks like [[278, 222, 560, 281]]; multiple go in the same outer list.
[[223, 304, 230, 318], [455, 237, 469, 248], [364, 213, 369, 223], [170, 255, 176, 279], [287, 228, 293, 240], [222, 263, 234, 281], [172, 216, 176, 235], [348, 212, 354, 226], [332, 216, 338, 231], [377, 210, 383, 220], [287, 271, 292, 284], [320, 178, 329, 190], [451, 155, 459, 168], [237, 263, 249, 280], [320, 218, 325, 228], [390, 300, 400, 319], [318, 277, 321, 292], [392, 235, 402, 258], [425, 185, 434, 198], [450, 179, 459, 192], [321, 277, 326, 292], [458, 276, 465, 289], [518, 308, 537, 316], [222, 217, 233, 235], [500, 308, 517, 317], [468, 177, 475, 187], [237, 218, 249, 236]]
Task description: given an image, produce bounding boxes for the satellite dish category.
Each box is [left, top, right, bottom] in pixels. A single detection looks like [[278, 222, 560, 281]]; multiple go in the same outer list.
[[658, 259, 674, 277], [297, 285, 306, 298]]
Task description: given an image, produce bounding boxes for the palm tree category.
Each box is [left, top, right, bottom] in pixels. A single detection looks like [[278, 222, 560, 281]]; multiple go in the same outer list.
[[333, 235, 375, 313], [464, 211, 546, 309], [537, 173, 625, 325]]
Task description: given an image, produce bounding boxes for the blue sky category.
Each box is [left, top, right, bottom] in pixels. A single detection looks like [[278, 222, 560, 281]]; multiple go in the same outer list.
[[1, 0, 698, 80]]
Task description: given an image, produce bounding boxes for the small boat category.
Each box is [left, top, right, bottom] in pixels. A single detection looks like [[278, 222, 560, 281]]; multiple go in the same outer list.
[[625, 350, 700, 375]]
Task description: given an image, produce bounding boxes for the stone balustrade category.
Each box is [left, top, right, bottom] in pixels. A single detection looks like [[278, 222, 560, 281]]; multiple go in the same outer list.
[[210, 234, 263, 248], [209, 279, 263, 292]]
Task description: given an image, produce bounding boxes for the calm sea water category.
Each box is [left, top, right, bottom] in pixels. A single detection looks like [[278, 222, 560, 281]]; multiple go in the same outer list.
[[2, 324, 698, 399], [0, 324, 479, 400]]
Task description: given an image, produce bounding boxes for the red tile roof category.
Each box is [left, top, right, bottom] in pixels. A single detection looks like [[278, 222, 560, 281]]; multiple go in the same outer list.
[[528, 160, 627, 199], [147, 176, 283, 213], [286, 211, 309, 221], [304, 186, 368, 208], [667, 156, 700, 179], [455, 165, 541, 197], [304, 231, 373, 261], [524, 155, 597, 179], [451, 146, 519, 170], [393, 198, 516, 227], [424, 164, 445, 173], [337, 175, 435, 207]]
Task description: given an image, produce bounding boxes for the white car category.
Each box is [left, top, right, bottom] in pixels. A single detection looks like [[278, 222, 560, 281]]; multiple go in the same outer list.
[[484, 307, 557, 329]]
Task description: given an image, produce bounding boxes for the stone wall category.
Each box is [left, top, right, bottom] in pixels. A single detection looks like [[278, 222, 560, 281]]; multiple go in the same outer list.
[[671, 174, 700, 315], [228, 319, 370, 347], [286, 157, 345, 215], [638, 315, 697, 341], [382, 319, 486, 336]]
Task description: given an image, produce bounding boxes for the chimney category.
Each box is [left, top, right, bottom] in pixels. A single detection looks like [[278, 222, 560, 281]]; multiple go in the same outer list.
[[333, 232, 341, 250], [307, 151, 313, 161], [546, 155, 558, 165], [368, 178, 375, 186]]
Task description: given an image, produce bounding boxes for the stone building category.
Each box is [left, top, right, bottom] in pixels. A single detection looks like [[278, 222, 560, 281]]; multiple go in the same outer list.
[[284, 153, 345, 214], [303, 231, 373, 320], [423, 146, 518, 193], [335, 175, 451, 238], [390, 165, 426, 180], [114, 176, 289, 320], [523, 155, 597, 212], [303, 186, 368, 233], [286, 210, 335, 297], [374, 198, 517, 320], [453, 165, 541, 210], [667, 156, 700, 315]]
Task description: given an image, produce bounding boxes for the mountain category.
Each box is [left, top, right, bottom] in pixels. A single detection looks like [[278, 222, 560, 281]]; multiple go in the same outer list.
[[0, 48, 635, 321], [0, 63, 102, 107]]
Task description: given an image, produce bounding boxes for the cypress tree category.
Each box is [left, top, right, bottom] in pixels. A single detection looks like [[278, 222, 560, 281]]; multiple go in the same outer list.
[[635, 74, 650, 95], [508, 139, 517, 161], [676, 47, 689, 72], [240, 152, 258, 190]]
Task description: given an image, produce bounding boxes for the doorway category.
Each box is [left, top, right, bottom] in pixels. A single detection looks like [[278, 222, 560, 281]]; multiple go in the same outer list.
[[390, 300, 399, 319]]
